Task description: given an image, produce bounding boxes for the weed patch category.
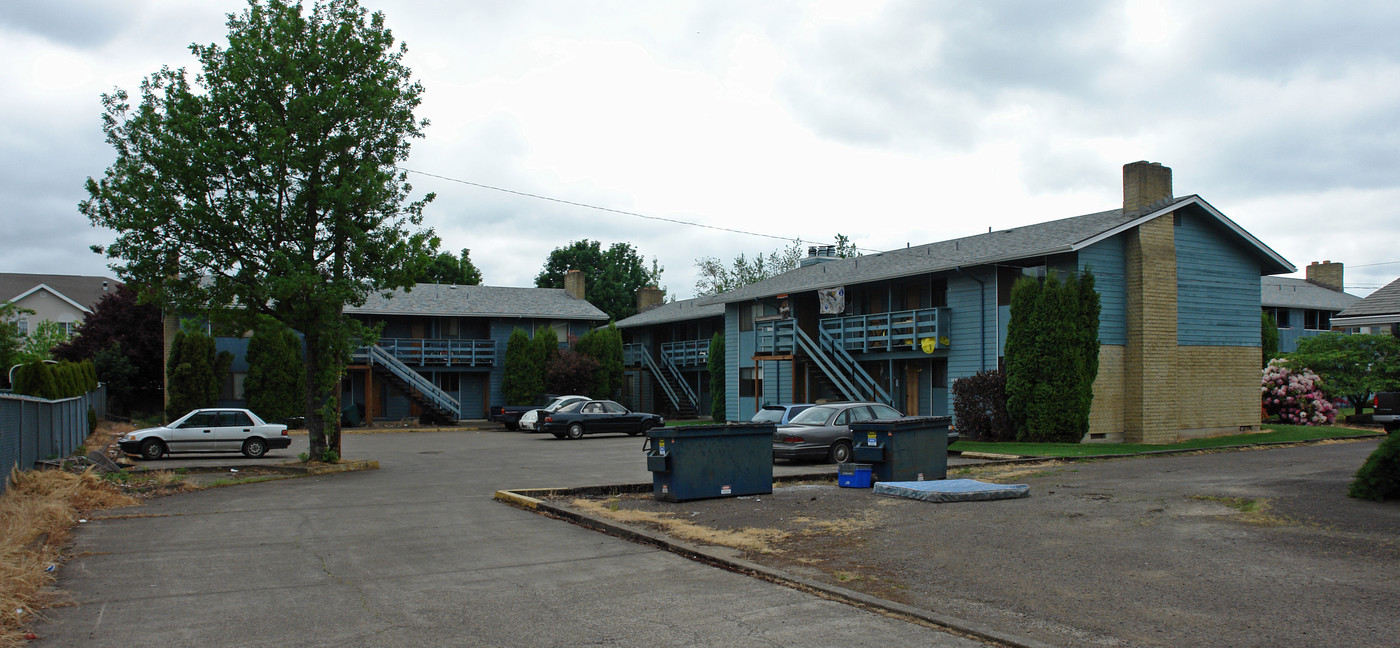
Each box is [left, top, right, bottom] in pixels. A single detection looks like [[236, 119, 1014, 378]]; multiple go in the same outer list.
[[570, 498, 790, 553]]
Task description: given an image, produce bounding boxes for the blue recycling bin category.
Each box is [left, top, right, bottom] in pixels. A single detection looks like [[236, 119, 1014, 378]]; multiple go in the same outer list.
[[645, 423, 774, 502], [851, 416, 952, 483]]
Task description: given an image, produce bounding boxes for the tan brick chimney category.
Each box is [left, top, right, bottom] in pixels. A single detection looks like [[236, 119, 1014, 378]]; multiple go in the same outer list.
[[1123, 161, 1173, 214], [637, 286, 664, 312], [1120, 161, 1178, 444], [1305, 260, 1344, 293], [564, 269, 585, 300]]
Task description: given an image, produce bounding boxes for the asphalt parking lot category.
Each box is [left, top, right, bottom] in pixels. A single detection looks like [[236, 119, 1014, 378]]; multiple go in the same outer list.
[[41, 428, 997, 648]]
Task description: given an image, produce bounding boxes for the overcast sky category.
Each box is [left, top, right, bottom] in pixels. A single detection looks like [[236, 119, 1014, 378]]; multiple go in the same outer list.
[[4, 0, 1398, 300]]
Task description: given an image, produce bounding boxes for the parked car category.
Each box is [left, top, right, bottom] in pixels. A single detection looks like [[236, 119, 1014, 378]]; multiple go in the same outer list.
[[118, 408, 291, 460], [490, 394, 565, 430], [751, 403, 815, 426], [1374, 392, 1400, 432], [540, 400, 665, 439], [519, 394, 589, 432], [772, 402, 905, 463]]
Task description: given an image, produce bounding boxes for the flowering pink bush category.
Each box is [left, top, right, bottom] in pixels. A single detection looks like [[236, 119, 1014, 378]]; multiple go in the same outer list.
[[1261, 359, 1336, 425]]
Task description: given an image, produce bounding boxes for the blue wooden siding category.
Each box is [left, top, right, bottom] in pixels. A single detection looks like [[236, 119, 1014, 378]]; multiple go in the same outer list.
[[1079, 235, 1127, 346], [725, 305, 741, 423], [1176, 212, 1262, 346], [945, 268, 997, 417]]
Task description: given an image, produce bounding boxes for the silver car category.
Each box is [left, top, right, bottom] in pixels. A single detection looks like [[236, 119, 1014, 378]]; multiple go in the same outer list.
[[772, 402, 904, 463], [118, 408, 291, 460]]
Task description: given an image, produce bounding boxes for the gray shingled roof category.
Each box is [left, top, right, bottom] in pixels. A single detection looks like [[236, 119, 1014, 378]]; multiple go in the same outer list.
[[615, 297, 725, 329], [1335, 277, 1400, 319], [0, 273, 122, 311], [347, 283, 608, 320], [1261, 277, 1362, 310], [698, 195, 1291, 305]]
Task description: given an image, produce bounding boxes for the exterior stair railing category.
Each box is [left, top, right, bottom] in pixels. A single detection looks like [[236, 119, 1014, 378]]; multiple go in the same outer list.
[[354, 345, 460, 420]]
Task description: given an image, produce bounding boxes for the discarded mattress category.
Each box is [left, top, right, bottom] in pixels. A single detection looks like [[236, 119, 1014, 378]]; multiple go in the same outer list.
[[873, 479, 1029, 503]]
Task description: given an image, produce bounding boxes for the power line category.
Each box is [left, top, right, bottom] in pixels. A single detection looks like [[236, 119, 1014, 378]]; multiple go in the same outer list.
[[399, 167, 816, 247], [1348, 260, 1400, 268]]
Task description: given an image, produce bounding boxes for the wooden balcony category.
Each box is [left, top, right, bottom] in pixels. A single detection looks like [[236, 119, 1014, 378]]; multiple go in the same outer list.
[[756, 307, 950, 355], [358, 338, 498, 367], [661, 339, 710, 367]]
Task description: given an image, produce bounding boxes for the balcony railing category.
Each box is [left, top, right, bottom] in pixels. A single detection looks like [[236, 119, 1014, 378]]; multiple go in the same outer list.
[[757, 308, 950, 355], [661, 339, 710, 367], [819, 307, 950, 353], [360, 338, 498, 367]]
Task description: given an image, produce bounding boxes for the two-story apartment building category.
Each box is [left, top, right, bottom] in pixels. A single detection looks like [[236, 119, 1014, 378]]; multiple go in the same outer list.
[[697, 162, 1294, 443], [1261, 260, 1361, 353], [217, 271, 608, 422], [615, 288, 724, 417]]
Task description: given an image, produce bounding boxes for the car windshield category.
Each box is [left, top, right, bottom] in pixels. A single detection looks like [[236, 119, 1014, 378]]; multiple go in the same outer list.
[[751, 408, 786, 423], [787, 405, 837, 426]]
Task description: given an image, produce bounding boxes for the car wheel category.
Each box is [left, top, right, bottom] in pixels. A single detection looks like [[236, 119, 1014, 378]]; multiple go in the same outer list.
[[242, 438, 268, 458], [139, 438, 165, 461], [828, 440, 853, 464], [566, 423, 585, 439]]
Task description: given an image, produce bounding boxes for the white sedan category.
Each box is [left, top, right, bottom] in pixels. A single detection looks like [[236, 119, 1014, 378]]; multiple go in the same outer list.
[[118, 408, 292, 460], [518, 395, 589, 432]]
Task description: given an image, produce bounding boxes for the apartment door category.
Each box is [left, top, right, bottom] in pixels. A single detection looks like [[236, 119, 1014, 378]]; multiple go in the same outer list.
[[905, 365, 920, 415]]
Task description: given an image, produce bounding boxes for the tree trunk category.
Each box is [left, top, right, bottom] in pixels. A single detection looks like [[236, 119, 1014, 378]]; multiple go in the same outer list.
[[304, 325, 328, 460]]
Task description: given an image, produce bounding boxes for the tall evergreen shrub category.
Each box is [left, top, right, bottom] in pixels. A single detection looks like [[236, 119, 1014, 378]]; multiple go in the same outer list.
[[1003, 269, 1101, 443], [1349, 431, 1400, 501], [708, 333, 726, 421], [501, 328, 539, 405], [166, 328, 233, 419], [244, 319, 306, 422]]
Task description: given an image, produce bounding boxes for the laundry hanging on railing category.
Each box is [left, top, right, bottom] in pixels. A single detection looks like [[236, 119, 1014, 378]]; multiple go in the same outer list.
[[818, 286, 846, 314]]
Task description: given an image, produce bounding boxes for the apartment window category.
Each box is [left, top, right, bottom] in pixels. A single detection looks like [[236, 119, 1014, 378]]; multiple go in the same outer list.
[[439, 373, 460, 392], [739, 366, 762, 398], [1304, 309, 1332, 331], [739, 304, 754, 332], [1264, 307, 1291, 329], [16, 317, 28, 336]]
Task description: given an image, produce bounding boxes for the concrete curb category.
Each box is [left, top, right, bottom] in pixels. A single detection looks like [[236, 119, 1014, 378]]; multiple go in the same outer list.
[[157, 459, 380, 477], [495, 479, 1057, 648]]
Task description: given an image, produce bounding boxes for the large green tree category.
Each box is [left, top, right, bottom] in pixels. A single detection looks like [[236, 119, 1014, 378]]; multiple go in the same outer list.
[[415, 247, 483, 286], [1287, 333, 1400, 416], [575, 324, 623, 399], [83, 0, 436, 457], [535, 240, 661, 321]]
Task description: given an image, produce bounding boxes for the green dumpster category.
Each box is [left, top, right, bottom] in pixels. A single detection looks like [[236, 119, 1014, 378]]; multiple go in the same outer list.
[[850, 416, 952, 483], [645, 423, 775, 502]]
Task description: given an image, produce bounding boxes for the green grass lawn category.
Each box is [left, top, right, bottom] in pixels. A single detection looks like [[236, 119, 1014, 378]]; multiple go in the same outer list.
[[951, 424, 1383, 458]]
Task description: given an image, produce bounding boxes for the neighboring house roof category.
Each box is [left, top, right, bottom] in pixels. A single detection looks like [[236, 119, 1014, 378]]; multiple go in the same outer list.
[[697, 195, 1294, 305], [1332, 277, 1400, 326], [615, 297, 725, 329], [1261, 277, 1362, 311], [0, 273, 121, 312], [346, 283, 608, 321]]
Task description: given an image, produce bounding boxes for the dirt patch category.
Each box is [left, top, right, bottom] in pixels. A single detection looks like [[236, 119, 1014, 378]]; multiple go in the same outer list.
[[551, 441, 1400, 648]]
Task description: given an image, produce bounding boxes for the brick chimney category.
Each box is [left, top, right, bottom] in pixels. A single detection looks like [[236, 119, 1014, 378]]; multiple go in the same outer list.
[[1305, 260, 1344, 293], [564, 269, 585, 300], [1123, 161, 1173, 214], [636, 285, 664, 312]]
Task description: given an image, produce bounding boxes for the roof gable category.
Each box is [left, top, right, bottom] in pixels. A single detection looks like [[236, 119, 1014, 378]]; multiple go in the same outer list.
[[0, 273, 121, 311], [1334, 277, 1400, 320]]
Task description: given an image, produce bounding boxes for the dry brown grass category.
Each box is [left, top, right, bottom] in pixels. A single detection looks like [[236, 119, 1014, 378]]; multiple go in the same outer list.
[[1, 427, 140, 646], [571, 498, 791, 553]]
